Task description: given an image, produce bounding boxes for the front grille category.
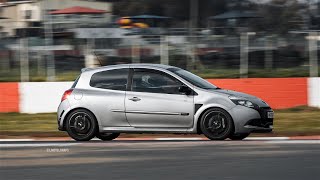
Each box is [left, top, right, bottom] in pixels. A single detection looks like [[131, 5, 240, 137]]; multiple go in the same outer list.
[[247, 107, 273, 128]]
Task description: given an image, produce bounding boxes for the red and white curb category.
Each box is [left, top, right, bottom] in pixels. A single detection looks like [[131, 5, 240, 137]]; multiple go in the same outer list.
[[0, 139, 35, 142], [0, 136, 319, 142], [154, 137, 292, 141], [0, 137, 319, 147]]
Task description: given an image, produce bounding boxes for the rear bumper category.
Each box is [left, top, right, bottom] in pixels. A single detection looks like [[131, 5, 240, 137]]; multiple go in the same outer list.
[[57, 100, 70, 131], [58, 126, 64, 131]]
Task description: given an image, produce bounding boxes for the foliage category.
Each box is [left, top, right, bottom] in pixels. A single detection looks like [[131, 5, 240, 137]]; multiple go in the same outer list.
[[112, 0, 310, 33]]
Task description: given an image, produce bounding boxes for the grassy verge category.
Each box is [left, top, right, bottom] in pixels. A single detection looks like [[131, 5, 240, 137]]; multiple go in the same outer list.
[[0, 69, 80, 82], [273, 106, 320, 136], [0, 106, 319, 137], [0, 113, 65, 137]]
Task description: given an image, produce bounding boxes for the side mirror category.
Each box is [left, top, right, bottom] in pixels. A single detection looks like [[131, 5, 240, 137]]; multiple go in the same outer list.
[[178, 85, 192, 95]]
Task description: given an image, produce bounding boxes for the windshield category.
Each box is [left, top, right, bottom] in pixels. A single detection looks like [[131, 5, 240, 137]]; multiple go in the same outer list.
[[168, 68, 218, 89]]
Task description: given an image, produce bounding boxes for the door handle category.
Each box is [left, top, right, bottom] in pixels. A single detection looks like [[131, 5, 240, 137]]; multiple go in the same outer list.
[[129, 97, 141, 102]]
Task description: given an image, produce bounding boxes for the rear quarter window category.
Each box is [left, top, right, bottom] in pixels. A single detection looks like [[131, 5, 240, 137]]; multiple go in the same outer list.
[[90, 68, 129, 91]]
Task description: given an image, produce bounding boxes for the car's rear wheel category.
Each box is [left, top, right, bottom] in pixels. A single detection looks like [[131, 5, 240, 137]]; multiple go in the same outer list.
[[200, 108, 233, 140], [96, 133, 120, 141], [66, 109, 97, 141], [229, 133, 250, 140]]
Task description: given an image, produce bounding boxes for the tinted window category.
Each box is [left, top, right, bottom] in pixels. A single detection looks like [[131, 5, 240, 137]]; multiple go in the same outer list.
[[132, 69, 182, 94], [90, 68, 129, 91]]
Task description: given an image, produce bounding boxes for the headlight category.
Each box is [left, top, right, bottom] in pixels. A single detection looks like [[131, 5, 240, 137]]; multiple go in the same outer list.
[[229, 96, 257, 109]]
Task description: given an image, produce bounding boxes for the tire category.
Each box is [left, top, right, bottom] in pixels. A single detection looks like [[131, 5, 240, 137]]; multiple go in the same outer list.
[[96, 133, 120, 141], [66, 109, 97, 141], [200, 108, 234, 140], [229, 133, 250, 140]]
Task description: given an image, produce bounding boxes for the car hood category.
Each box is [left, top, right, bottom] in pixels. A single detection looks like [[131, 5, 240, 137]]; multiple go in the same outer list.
[[208, 89, 270, 108]]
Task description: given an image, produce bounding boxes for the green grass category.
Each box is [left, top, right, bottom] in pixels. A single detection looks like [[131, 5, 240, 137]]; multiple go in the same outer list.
[[0, 113, 65, 137], [0, 69, 80, 82], [273, 106, 320, 135], [0, 106, 319, 137]]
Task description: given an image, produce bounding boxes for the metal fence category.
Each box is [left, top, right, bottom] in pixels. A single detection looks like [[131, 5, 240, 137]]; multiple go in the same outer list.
[[0, 29, 319, 82]]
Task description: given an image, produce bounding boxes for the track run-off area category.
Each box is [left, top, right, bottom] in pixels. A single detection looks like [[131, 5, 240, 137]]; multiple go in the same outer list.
[[1, 137, 319, 180]]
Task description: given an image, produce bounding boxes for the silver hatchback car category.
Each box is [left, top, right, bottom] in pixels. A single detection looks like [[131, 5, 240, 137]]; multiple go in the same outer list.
[[58, 64, 274, 141]]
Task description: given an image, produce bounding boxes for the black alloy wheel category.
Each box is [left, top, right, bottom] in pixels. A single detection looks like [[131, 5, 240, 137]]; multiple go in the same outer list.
[[200, 108, 234, 140], [66, 109, 97, 141]]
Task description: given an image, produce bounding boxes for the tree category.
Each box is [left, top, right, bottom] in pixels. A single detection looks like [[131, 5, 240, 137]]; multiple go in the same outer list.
[[112, 0, 229, 27], [253, 0, 306, 34]]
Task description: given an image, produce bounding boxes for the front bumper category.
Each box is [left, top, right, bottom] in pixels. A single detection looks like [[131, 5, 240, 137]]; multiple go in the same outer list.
[[229, 106, 273, 134], [245, 107, 274, 132], [243, 125, 273, 133]]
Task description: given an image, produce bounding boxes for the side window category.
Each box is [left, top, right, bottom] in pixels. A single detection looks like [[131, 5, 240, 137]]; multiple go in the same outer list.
[[90, 68, 129, 91], [132, 69, 183, 94]]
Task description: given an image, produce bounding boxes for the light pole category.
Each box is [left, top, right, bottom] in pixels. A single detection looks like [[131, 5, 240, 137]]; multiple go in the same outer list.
[[160, 35, 169, 65], [20, 35, 29, 82], [307, 31, 319, 77], [131, 38, 140, 64], [43, 0, 55, 81], [240, 32, 255, 78], [188, 0, 198, 70], [290, 30, 319, 77], [264, 36, 273, 70]]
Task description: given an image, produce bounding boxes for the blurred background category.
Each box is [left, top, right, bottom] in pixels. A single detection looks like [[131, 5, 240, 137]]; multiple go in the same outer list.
[[0, 0, 319, 137], [0, 0, 319, 81]]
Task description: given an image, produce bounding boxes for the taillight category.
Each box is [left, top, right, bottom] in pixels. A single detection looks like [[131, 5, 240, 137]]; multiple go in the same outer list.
[[61, 89, 73, 102]]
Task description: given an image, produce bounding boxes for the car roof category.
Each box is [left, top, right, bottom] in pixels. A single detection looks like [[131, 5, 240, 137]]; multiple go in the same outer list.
[[81, 63, 177, 73]]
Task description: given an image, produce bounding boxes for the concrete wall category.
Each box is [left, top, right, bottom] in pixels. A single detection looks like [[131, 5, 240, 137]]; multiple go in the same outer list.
[[308, 77, 320, 108], [209, 78, 308, 109], [0, 77, 319, 113], [19, 82, 73, 113]]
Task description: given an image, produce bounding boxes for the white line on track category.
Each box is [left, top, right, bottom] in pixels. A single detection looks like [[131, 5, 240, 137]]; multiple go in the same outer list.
[[155, 137, 291, 141], [1, 137, 320, 147], [0, 143, 81, 148], [245, 137, 290, 140], [0, 139, 35, 142], [267, 140, 320, 144], [155, 138, 204, 141], [0, 137, 303, 142]]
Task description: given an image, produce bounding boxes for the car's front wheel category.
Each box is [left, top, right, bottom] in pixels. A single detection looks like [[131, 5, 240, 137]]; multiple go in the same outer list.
[[200, 108, 234, 140], [66, 109, 97, 141], [96, 133, 120, 141]]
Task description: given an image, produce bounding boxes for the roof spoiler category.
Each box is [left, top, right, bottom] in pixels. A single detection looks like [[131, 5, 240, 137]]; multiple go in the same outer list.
[[81, 51, 103, 72], [81, 68, 94, 72]]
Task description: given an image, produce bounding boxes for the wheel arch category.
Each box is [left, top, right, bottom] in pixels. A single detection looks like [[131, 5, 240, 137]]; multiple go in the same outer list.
[[195, 104, 234, 134], [62, 107, 99, 131]]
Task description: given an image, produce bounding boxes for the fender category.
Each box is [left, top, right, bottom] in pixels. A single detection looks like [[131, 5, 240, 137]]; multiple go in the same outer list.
[[59, 104, 103, 131], [192, 103, 235, 133]]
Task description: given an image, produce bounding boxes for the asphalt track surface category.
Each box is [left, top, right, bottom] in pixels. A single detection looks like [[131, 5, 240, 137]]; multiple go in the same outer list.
[[1, 139, 319, 180]]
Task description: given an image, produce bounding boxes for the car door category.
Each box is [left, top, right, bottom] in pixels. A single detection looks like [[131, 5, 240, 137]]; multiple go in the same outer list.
[[125, 68, 194, 128], [88, 68, 130, 127]]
